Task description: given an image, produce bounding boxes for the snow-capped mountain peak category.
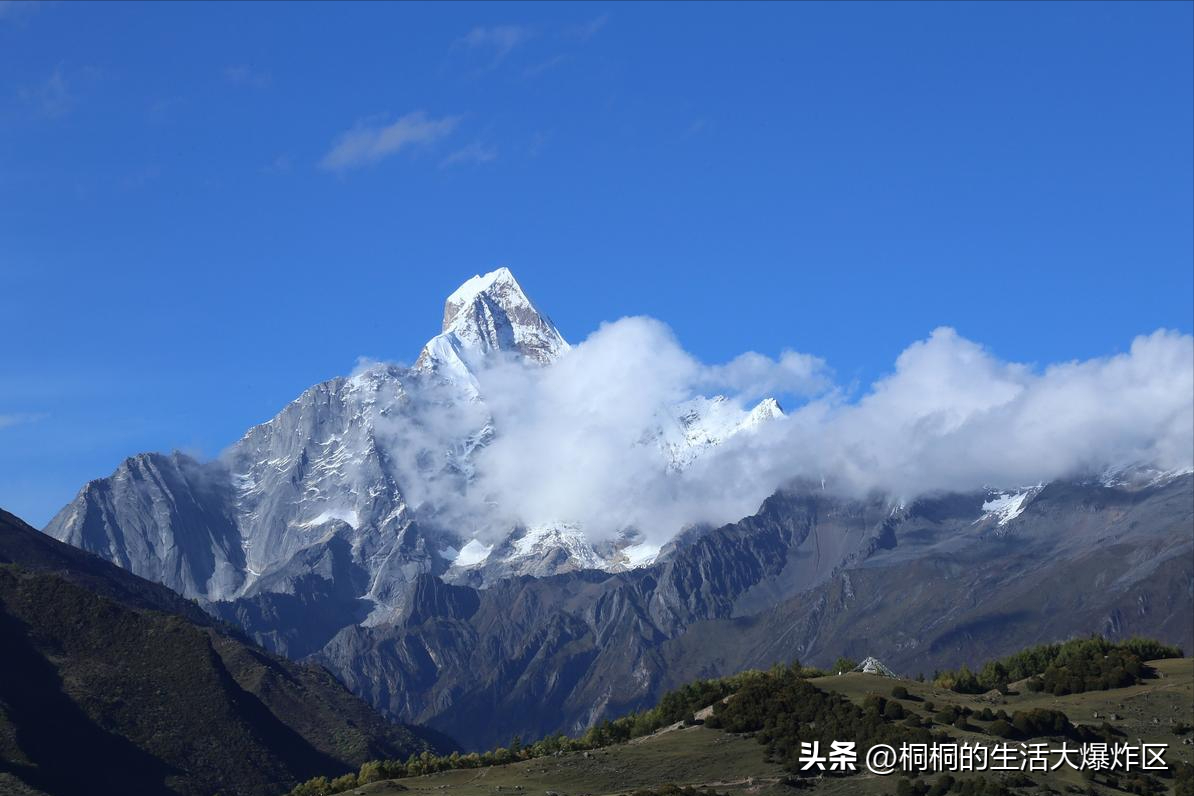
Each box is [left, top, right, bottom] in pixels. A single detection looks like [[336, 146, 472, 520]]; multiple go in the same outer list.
[[442, 267, 521, 328], [744, 397, 784, 428], [417, 267, 569, 373], [46, 268, 785, 607]]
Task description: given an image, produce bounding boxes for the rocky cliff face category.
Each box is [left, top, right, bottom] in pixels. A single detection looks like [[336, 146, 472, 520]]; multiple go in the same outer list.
[[44, 268, 781, 652], [44, 452, 244, 601], [46, 272, 568, 610], [307, 472, 1193, 750], [416, 267, 570, 371]]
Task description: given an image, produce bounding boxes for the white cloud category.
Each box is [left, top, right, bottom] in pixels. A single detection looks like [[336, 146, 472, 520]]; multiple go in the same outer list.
[[700, 349, 829, 401], [320, 111, 461, 172], [392, 321, 1193, 547], [564, 15, 608, 41], [0, 413, 48, 430], [0, 1, 41, 22], [456, 24, 533, 66], [760, 327, 1194, 501], [466, 318, 705, 538], [344, 295, 1192, 553]]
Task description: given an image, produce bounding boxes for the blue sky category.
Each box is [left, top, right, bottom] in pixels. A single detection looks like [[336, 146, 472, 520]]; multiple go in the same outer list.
[[1, 1, 1191, 526]]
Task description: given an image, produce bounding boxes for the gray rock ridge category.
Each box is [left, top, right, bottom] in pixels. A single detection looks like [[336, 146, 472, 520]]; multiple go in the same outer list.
[[44, 268, 787, 612], [43, 271, 568, 608], [44, 451, 245, 601], [306, 473, 1192, 751]]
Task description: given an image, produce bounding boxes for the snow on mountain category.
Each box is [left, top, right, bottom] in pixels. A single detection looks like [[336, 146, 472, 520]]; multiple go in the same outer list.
[[452, 538, 494, 567], [511, 523, 604, 569], [416, 267, 569, 373], [617, 539, 662, 568], [744, 397, 784, 427], [441, 521, 663, 584], [1099, 463, 1194, 489], [46, 268, 782, 612], [979, 487, 1040, 526], [974, 464, 1194, 530], [652, 395, 785, 470]]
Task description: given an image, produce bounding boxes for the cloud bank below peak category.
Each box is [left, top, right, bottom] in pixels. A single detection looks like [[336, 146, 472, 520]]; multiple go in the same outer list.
[[426, 318, 1193, 544]]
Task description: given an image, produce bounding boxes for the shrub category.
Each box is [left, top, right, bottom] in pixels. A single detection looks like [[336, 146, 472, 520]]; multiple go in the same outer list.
[[927, 775, 956, 796], [933, 636, 1181, 698], [987, 719, 1015, 739], [328, 774, 356, 792], [1119, 637, 1183, 661], [1174, 760, 1194, 796], [357, 761, 384, 784], [1010, 708, 1073, 739], [832, 656, 859, 674], [934, 705, 960, 725], [711, 666, 923, 774], [863, 693, 887, 711]]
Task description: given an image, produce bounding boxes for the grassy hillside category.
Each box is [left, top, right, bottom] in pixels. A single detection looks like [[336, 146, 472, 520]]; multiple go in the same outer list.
[[293, 655, 1194, 796], [0, 509, 442, 796]]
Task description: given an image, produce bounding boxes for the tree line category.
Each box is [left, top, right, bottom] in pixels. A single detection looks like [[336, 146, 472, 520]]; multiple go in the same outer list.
[[930, 636, 1182, 696], [284, 637, 1184, 795]]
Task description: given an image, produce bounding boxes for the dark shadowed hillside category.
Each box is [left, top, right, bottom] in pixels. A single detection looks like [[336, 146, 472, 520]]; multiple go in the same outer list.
[[0, 509, 446, 796]]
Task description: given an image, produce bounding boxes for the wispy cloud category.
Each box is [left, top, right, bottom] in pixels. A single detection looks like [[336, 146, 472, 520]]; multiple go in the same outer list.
[[523, 54, 568, 79], [320, 111, 461, 172], [564, 14, 608, 41], [455, 24, 533, 68], [442, 141, 497, 168], [0, 413, 48, 430], [20, 66, 71, 118], [0, 0, 41, 23], [223, 65, 271, 89]]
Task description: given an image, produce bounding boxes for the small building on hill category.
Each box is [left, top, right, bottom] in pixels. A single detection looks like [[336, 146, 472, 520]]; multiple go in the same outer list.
[[852, 657, 898, 678]]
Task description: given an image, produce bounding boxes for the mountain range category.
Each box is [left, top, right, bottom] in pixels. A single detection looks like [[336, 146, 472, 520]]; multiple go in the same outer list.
[[36, 268, 1194, 752]]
